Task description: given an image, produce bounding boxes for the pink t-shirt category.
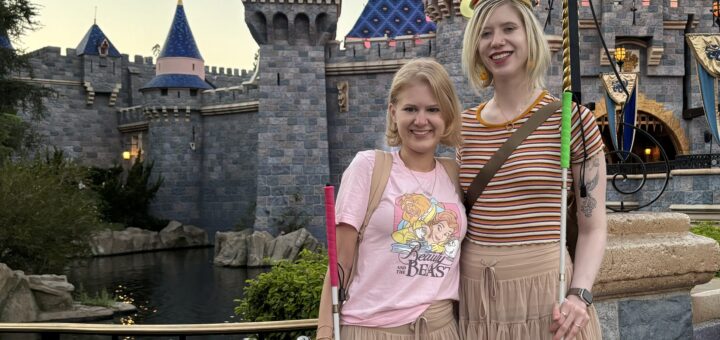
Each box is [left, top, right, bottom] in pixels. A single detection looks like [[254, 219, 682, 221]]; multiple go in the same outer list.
[[336, 150, 467, 328]]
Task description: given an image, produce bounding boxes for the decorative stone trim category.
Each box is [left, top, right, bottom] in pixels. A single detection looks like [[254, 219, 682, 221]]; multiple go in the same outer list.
[[201, 101, 260, 115], [424, 0, 462, 21], [337, 81, 349, 112], [672, 168, 720, 176], [546, 34, 562, 52], [600, 48, 614, 66], [118, 121, 149, 133], [13, 77, 83, 87], [326, 59, 413, 76], [108, 83, 122, 107], [648, 45, 663, 66], [669, 204, 720, 222], [579, 19, 597, 29], [606, 173, 669, 180], [664, 19, 698, 30], [83, 82, 95, 106]]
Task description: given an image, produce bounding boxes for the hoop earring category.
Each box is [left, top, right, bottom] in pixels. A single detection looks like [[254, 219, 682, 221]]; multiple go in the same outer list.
[[526, 60, 535, 70]]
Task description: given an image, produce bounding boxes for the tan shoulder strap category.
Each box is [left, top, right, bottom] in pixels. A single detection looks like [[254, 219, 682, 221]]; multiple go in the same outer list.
[[437, 157, 462, 199], [342, 150, 392, 305]]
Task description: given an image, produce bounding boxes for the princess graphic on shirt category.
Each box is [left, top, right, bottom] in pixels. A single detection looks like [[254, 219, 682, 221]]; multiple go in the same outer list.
[[391, 194, 461, 259]]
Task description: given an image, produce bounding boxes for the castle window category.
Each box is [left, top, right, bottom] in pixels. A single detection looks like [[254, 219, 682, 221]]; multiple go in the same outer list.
[[669, 0, 677, 7], [177, 91, 181, 98], [190, 89, 198, 96], [161, 89, 168, 96], [192, 63, 195, 71], [99, 39, 110, 57]]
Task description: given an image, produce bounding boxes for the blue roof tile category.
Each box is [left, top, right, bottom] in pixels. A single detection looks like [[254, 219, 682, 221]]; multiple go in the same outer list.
[[0, 33, 13, 50], [141, 74, 212, 90], [346, 0, 436, 39], [159, 3, 203, 60], [76, 24, 121, 57]]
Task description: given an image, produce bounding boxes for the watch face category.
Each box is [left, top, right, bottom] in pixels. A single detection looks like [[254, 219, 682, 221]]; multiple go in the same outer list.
[[580, 289, 593, 304]]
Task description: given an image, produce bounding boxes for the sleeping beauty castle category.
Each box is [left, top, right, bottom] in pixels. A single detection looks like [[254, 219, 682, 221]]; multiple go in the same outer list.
[[9, 0, 720, 238]]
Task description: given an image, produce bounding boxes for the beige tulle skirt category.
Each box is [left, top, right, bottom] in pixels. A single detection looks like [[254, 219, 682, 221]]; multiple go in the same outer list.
[[341, 299, 459, 340], [458, 241, 602, 340]]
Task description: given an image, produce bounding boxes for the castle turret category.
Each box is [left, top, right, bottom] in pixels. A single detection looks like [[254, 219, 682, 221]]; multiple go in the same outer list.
[[242, 0, 339, 237], [424, 0, 481, 106], [1, 33, 13, 50], [76, 22, 123, 102], [142, 0, 208, 227]]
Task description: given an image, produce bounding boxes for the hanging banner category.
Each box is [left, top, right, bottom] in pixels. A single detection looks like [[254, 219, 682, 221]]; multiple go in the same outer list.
[[601, 72, 638, 159], [687, 33, 720, 145]]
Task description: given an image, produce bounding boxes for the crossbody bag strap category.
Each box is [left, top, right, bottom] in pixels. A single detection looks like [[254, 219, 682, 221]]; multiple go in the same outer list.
[[464, 101, 562, 212], [341, 150, 393, 304], [437, 157, 463, 199]]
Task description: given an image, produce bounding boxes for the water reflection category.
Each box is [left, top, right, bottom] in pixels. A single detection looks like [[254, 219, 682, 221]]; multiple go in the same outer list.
[[67, 247, 266, 324]]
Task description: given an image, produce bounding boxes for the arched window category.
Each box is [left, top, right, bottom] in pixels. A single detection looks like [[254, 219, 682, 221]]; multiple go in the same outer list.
[[249, 11, 268, 44], [294, 13, 310, 43], [273, 13, 289, 42], [99, 39, 110, 57]]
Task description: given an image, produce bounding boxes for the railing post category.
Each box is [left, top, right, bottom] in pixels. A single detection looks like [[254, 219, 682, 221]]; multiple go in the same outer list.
[[40, 333, 59, 340]]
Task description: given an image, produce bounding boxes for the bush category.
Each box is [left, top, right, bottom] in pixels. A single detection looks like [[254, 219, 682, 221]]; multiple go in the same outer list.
[[87, 157, 167, 231], [0, 152, 105, 274], [691, 221, 720, 277], [235, 249, 326, 340]]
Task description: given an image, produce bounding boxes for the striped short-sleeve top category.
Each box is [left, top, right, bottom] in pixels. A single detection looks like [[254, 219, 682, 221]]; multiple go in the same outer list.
[[457, 91, 604, 246]]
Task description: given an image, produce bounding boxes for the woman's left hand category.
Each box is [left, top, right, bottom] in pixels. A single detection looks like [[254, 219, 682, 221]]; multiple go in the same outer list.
[[550, 295, 590, 340]]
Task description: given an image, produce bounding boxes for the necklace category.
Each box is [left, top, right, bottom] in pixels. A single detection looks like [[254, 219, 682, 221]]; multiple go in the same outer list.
[[491, 90, 541, 131], [408, 163, 437, 197]]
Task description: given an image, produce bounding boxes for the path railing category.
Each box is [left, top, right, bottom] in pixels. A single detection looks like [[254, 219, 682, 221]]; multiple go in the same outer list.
[[0, 319, 317, 340]]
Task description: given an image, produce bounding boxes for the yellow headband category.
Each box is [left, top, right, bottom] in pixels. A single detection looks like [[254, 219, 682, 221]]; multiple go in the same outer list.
[[460, 0, 533, 18]]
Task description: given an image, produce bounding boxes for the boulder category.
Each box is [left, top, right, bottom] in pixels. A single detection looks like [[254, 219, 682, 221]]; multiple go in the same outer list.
[[271, 228, 318, 262], [214, 229, 253, 266], [27, 274, 74, 312], [159, 221, 210, 248], [89, 227, 161, 256], [0, 264, 38, 322], [246, 231, 275, 267]]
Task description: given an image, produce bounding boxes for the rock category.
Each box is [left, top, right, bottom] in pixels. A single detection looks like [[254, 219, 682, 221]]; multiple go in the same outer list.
[[159, 221, 209, 248], [27, 275, 74, 312], [89, 229, 114, 255], [271, 228, 318, 262], [214, 230, 252, 266], [0, 264, 38, 322], [89, 227, 161, 256], [246, 231, 275, 267]]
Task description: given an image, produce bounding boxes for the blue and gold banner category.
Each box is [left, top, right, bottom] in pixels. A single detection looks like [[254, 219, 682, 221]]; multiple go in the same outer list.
[[601, 72, 638, 160], [687, 33, 720, 145]]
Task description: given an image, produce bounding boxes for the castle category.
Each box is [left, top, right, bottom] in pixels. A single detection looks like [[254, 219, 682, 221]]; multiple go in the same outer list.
[[12, 0, 720, 238]]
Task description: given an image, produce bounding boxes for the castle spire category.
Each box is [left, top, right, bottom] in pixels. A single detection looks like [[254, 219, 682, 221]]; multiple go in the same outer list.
[[0, 33, 12, 50], [76, 22, 120, 57], [141, 0, 210, 90]]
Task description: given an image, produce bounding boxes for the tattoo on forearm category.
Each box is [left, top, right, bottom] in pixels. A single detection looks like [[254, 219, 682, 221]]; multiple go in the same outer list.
[[580, 157, 600, 218]]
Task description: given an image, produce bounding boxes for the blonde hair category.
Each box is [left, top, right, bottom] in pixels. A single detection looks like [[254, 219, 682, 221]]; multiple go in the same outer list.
[[385, 58, 463, 148], [461, 0, 550, 91]]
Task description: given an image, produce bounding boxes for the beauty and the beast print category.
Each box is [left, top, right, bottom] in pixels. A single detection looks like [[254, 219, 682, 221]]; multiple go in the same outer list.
[[390, 193, 462, 278]]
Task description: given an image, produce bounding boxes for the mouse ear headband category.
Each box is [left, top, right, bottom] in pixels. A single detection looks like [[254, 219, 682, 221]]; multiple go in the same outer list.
[[460, 0, 533, 18]]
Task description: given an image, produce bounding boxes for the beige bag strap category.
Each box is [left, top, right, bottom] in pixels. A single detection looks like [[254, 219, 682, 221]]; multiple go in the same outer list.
[[341, 150, 393, 304]]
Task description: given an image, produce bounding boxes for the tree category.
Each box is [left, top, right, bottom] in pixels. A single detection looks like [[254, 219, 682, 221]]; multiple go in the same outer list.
[[0, 0, 53, 161]]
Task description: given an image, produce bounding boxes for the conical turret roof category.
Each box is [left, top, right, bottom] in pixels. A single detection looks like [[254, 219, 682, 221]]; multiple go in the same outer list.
[[346, 0, 436, 39], [76, 24, 121, 57], [158, 0, 203, 60], [0, 33, 13, 50]]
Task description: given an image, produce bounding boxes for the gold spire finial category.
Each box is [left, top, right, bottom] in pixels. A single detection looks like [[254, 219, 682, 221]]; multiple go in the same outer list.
[[178, 0, 183, 5]]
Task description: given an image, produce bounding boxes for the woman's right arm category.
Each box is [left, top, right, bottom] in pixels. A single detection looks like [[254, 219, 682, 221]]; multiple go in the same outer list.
[[316, 223, 359, 340]]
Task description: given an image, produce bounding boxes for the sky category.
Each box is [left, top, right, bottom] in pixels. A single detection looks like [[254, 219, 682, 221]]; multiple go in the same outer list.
[[16, 0, 367, 71]]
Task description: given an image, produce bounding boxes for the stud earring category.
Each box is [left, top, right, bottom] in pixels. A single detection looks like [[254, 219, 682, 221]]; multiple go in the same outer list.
[[479, 68, 489, 81]]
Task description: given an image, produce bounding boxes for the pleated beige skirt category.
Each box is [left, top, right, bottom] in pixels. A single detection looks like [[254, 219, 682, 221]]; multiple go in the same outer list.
[[341, 299, 459, 340], [458, 241, 602, 340]]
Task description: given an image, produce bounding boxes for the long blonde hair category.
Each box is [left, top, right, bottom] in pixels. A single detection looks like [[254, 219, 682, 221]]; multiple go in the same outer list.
[[385, 58, 463, 148], [461, 0, 550, 91]]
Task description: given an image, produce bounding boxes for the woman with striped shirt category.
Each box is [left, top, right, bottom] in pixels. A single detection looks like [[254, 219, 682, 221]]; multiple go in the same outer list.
[[457, 0, 607, 339]]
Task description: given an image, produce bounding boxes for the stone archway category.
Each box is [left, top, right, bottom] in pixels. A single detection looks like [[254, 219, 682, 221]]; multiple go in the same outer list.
[[593, 92, 690, 154]]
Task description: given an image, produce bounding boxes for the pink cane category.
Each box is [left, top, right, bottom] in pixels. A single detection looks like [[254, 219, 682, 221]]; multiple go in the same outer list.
[[324, 185, 341, 340]]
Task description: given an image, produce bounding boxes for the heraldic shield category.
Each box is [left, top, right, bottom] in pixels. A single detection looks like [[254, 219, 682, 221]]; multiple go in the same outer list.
[[687, 33, 720, 145], [601, 72, 639, 160]]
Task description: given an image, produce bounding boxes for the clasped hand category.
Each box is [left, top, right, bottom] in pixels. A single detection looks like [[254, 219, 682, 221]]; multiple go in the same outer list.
[[549, 295, 590, 340]]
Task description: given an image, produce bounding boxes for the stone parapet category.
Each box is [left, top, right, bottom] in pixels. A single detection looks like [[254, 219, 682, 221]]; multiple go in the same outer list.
[[595, 213, 720, 299], [592, 212, 720, 339]]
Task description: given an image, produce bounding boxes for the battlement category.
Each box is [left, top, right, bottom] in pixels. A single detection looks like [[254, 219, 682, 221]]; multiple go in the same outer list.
[[201, 84, 260, 107], [117, 105, 146, 126], [204, 66, 252, 77], [325, 34, 436, 64]]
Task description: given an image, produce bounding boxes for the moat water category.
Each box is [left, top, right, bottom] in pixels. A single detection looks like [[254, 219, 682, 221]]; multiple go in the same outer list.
[[66, 247, 266, 325]]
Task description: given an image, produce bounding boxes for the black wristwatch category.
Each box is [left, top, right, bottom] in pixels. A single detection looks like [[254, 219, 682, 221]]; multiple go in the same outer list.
[[567, 288, 593, 306]]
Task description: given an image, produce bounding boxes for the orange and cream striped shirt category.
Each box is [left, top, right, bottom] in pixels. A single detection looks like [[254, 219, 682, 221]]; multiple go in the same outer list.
[[457, 91, 604, 246]]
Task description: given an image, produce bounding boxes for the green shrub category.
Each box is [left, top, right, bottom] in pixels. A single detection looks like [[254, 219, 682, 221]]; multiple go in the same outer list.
[[87, 157, 167, 231], [75, 286, 116, 308], [691, 221, 720, 277], [0, 153, 105, 274], [235, 249, 326, 340]]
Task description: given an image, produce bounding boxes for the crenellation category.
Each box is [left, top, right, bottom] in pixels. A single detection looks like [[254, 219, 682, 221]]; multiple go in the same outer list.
[[327, 34, 436, 63]]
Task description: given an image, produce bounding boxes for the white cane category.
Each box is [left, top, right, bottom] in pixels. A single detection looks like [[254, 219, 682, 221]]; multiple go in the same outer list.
[[559, 92, 573, 339]]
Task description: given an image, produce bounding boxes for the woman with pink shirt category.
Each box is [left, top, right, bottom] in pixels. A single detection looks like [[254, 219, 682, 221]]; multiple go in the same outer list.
[[316, 58, 467, 339]]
